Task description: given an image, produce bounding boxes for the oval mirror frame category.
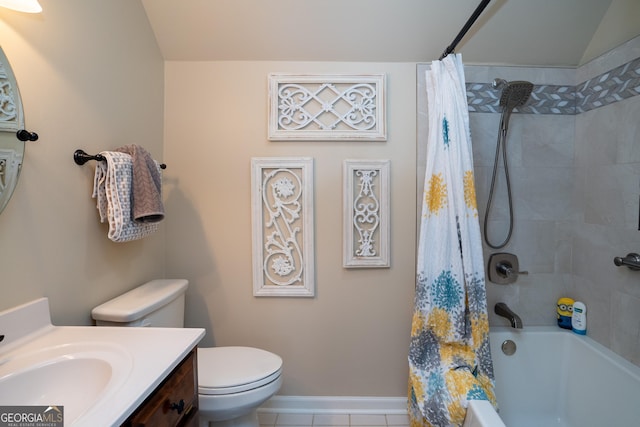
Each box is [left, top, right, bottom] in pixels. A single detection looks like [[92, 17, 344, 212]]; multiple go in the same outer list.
[[0, 46, 25, 215]]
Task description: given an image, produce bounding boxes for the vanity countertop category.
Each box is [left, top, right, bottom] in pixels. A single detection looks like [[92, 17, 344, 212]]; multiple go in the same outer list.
[[0, 298, 205, 426]]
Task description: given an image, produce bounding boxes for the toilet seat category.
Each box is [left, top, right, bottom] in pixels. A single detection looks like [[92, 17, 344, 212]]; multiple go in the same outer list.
[[198, 346, 283, 395]]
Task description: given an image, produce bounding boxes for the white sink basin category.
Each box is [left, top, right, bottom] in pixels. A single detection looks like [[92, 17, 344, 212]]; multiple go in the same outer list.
[[0, 342, 132, 423], [0, 298, 205, 426]]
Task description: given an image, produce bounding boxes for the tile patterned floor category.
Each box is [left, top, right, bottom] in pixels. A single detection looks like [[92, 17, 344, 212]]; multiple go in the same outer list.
[[258, 412, 410, 427]]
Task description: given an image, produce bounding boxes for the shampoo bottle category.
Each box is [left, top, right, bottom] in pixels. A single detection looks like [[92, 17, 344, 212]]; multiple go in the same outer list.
[[572, 301, 587, 335]]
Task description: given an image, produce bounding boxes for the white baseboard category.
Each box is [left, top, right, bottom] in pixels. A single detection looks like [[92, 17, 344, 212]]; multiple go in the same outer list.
[[258, 395, 408, 415]]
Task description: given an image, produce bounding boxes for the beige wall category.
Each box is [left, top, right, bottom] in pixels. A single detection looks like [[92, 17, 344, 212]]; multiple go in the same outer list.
[[1, 0, 637, 402], [0, 0, 418, 398], [0, 0, 166, 325], [164, 62, 417, 396]]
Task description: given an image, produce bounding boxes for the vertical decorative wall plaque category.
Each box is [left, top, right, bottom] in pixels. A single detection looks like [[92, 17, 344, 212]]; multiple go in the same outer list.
[[252, 157, 315, 297], [268, 73, 386, 141], [343, 159, 390, 268]]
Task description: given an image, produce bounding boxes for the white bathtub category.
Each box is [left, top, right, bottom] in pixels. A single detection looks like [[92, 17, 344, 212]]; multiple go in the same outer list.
[[466, 326, 640, 427]]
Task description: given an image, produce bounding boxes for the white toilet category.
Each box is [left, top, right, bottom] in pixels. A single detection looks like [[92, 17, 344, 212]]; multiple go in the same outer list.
[[91, 279, 282, 427]]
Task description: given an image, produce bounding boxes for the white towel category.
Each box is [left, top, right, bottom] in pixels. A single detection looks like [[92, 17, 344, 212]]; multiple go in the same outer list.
[[92, 151, 159, 242]]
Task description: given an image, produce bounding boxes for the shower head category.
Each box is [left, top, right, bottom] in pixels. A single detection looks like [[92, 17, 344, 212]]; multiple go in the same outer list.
[[495, 79, 534, 111], [484, 79, 534, 249]]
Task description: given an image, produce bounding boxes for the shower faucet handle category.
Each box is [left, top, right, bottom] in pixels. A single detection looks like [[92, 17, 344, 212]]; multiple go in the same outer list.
[[496, 262, 528, 278], [488, 253, 527, 284]]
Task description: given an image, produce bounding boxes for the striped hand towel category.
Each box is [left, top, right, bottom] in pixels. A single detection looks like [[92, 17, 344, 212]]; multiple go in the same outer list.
[[92, 151, 159, 242]]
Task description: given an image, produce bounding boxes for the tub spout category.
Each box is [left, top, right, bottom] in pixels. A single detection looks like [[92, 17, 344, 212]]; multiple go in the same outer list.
[[495, 302, 523, 329]]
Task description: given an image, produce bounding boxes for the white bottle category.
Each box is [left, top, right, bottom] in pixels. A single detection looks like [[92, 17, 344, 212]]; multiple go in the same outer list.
[[572, 301, 587, 335]]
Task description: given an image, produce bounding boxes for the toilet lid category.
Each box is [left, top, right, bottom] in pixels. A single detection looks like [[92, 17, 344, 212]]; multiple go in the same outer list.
[[198, 347, 283, 395]]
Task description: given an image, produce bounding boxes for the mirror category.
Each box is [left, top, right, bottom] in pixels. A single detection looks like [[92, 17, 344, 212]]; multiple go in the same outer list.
[[0, 46, 25, 214]]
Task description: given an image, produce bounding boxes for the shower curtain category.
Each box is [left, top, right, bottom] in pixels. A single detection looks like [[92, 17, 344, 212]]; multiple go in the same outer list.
[[408, 54, 496, 427]]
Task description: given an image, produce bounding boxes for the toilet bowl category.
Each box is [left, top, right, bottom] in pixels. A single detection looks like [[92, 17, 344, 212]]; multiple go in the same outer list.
[[198, 347, 283, 427], [91, 279, 282, 427]]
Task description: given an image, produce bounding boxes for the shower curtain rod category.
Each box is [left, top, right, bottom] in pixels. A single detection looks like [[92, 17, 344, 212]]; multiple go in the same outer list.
[[439, 0, 491, 60]]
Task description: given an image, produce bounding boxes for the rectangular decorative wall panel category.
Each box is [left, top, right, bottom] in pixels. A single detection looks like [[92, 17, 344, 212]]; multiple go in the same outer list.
[[251, 157, 315, 297], [343, 159, 390, 268], [268, 74, 386, 141]]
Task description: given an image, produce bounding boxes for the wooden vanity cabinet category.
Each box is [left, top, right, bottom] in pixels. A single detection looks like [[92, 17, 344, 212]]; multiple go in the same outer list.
[[123, 348, 199, 427]]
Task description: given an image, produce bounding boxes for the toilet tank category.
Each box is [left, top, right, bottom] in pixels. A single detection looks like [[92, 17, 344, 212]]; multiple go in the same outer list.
[[91, 279, 188, 327]]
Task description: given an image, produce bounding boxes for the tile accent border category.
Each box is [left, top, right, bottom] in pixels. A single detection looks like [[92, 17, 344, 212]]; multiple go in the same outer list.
[[466, 56, 640, 115], [576, 57, 640, 113]]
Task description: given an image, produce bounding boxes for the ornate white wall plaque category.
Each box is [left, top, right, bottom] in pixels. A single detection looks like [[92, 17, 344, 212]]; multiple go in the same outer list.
[[251, 157, 315, 297], [0, 47, 25, 215], [0, 148, 22, 212], [0, 48, 23, 132], [268, 74, 386, 141], [343, 159, 390, 268]]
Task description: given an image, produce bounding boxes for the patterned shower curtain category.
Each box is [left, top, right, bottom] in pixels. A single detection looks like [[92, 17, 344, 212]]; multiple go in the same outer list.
[[408, 54, 496, 427]]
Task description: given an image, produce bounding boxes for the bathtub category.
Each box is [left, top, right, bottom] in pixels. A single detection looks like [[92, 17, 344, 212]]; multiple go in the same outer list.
[[465, 326, 640, 427]]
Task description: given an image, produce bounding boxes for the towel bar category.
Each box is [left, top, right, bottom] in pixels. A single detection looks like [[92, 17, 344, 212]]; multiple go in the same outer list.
[[73, 149, 166, 169]]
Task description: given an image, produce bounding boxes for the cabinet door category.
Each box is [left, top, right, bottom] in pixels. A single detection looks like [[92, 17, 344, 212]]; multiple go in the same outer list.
[[124, 349, 198, 427]]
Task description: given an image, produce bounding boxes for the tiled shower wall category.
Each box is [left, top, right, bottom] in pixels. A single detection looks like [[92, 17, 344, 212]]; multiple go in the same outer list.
[[417, 35, 640, 366]]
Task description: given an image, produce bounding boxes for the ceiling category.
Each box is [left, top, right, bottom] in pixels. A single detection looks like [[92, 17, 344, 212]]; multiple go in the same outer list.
[[141, 0, 640, 67]]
